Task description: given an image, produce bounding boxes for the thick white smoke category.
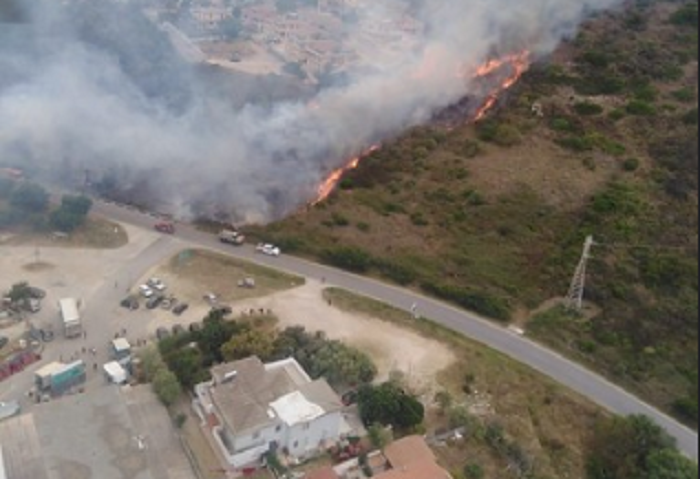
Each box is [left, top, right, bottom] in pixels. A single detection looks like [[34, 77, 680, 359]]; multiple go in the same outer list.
[[0, 0, 624, 223]]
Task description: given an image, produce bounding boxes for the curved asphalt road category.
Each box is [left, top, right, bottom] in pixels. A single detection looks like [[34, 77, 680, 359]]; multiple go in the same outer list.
[[92, 200, 698, 459]]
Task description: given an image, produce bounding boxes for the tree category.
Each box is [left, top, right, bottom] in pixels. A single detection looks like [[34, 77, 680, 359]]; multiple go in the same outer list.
[[49, 209, 83, 233], [49, 195, 93, 232], [153, 368, 181, 406], [357, 382, 424, 431], [586, 414, 694, 479], [164, 347, 205, 389], [8, 282, 32, 303], [61, 195, 92, 217], [367, 423, 391, 450], [645, 448, 698, 479], [139, 345, 166, 381], [9, 183, 48, 213], [196, 311, 245, 365], [221, 329, 274, 362]]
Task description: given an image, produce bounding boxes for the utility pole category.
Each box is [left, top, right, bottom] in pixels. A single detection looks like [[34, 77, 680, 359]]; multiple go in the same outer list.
[[565, 235, 595, 312]]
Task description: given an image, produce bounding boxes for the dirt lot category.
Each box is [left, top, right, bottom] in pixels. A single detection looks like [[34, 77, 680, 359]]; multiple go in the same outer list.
[[136, 249, 455, 392], [137, 249, 305, 333]]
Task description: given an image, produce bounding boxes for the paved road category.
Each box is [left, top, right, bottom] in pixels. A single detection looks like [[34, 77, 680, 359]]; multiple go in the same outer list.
[[91, 200, 699, 459]]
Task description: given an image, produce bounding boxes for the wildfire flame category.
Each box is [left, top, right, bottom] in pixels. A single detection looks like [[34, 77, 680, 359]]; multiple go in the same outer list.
[[312, 51, 530, 205], [312, 146, 378, 205]]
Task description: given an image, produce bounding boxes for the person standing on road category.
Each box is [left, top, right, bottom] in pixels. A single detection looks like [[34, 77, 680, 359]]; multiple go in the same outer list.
[[410, 302, 418, 319]]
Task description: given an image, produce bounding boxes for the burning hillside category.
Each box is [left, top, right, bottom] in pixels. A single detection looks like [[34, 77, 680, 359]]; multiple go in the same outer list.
[[0, 0, 625, 224], [312, 51, 531, 205]]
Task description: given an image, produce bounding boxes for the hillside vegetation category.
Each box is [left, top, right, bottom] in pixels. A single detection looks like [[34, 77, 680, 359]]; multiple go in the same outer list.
[[252, 0, 699, 428]]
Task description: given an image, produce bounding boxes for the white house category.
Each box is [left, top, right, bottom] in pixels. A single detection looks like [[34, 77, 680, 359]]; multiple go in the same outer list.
[[194, 356, 346, 469]]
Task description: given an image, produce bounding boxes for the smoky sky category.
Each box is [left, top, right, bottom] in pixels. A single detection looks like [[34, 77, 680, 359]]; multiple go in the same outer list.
[[0, 0, 624, 223]]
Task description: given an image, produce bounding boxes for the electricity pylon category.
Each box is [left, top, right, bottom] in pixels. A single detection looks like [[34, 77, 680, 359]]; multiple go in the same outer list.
[[565, 235, 595, 312]]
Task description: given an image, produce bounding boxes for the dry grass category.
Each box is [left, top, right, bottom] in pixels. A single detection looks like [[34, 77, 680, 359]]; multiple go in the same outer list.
[[5, 217, 128, 249], [323, 287, 605, 479], [159, 249, 305, 306], [21, 261, 55, 272]]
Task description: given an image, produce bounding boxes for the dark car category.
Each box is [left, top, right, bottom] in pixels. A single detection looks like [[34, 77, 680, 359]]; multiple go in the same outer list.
[[120, 297, 139, 310], [28, 287, 46, 299], [188, 322, 201, 333], [146, 295, 164, 310], [40, 329, 55, 342], [0, 337, 8, 349], [172, 303, 189, 316], [172, 324, 185, 336], [211, 304, 232, 316]]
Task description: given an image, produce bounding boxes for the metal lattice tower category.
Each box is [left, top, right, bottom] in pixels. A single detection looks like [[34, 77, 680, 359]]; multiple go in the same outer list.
[[565, 235, 595, 312]]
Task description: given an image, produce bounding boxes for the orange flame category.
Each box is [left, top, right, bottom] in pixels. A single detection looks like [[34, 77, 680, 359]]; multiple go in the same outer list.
[[312, 51, 530, 205], [312, 146, 378, 205]]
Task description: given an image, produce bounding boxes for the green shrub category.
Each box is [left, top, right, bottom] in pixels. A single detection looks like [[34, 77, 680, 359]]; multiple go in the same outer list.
[[410, 212, 429, 226], [321, 246, 373, 273], [556, 135, 594, 152], [608, 108, 626, 121], [633, 84, 658, 102], [375, 259, 417, 286], [682, 108, 698, 125], [622, 158, 640, 172], [550, 117, 573, 131], [574, 101, 604, 116], [578, 50, 611, 68], [462, 139, 481, 158], [670, 3, 698, 27], [356, 221, 370, 232], [626, 100, 656, 116], [331, 212, 349, 227], [671, 87, 696, 103], [464, 463, 485, 479], [493, 124, 522, 146], [339, 178, 354, 190], [421, 282, 511, 321]]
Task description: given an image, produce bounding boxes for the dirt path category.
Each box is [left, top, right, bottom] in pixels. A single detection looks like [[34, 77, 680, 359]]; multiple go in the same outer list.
[[227, 280, 456, 393]]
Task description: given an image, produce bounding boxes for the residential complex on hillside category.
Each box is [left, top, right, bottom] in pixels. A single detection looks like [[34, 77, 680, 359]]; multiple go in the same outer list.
[[193, 356, 359, 470], [148, 0, 424, 79]]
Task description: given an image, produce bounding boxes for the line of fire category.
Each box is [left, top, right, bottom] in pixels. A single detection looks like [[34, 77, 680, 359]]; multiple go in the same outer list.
[[311, 50, 531, 206]]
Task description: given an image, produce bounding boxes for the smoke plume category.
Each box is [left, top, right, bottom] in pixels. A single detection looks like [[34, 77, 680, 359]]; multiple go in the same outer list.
[[0, 0, 623, 223]]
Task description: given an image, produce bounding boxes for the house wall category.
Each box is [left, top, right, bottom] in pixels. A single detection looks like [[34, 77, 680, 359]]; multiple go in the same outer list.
[[232, 421, 284, 453], [284, 411, 343, 457]]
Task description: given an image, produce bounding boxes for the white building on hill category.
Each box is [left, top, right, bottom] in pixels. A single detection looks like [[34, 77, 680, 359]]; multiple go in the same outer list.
[[193, 356, 348, 470]]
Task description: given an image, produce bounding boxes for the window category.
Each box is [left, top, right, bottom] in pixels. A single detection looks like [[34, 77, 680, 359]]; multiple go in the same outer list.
[[293, 440, 299, 449], [275, 425, 282, 433], [302, 422, 310, 431], [253, 431, 260, 440]]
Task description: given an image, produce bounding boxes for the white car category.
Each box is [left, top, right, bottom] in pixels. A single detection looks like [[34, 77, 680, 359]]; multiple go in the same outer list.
[[256, 243, 281, 257], [139, 284, 154, 298], [147, 278, 166, 291]]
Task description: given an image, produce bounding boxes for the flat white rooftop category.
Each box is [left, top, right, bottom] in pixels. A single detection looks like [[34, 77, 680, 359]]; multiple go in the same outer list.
[[269, 390, 324, 427]]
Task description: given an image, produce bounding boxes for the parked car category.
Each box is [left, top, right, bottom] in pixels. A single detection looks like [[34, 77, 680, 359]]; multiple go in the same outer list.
[[156, 327, 170, 340], [173, 303, 189, 316], [255, 243, 281, 257], [211, 304, 232, 316], [202, 292, 217, 304], [120, 296, 139, 310], [147, 278, 166, 292], [0, 336, 7, 349], [27, 287, 46, 299], [139, 285, 154, 298], [146, 295, 164, 310], [40, 329, 55, 342], [154, 221, 175, 234], [172, 324, 185, 336], [188, 321, 201, 332]]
